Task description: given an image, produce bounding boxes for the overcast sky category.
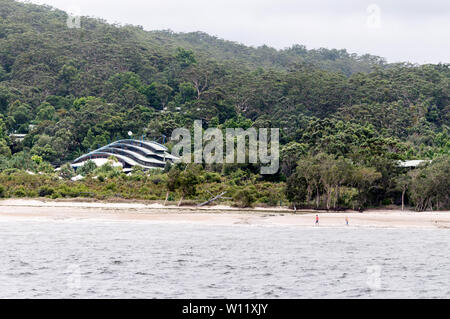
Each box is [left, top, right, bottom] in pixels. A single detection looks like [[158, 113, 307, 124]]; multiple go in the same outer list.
[[28, 0, 449, 64]]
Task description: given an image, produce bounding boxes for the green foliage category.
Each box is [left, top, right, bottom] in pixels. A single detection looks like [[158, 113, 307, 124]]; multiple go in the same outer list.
[[167, 164, 201, 198], [0, 66, 7, 82], [129, 165, 146, 181], [233, 186, 257, 208], [175, 47, 197, 67], [35, 102, 55, 121], [59, 163, 75, 180], [285, 173, 307, 205], [143, 82, 173, 110], [77, 160, 97, 176], [38, 185, 54, 197], [0, 139, 11, 157], [31, 155, 43, 164], [1, 0, 447, 167], [1, 151, 36, 171], [223, 115, 253, 129], [203, 171, 221, 183], [93, 161, 122, 179], [350, 166, 382, 209], [179, 82, 197, 103], [280, 141, 307, 177], [287, 153, 383, 210], [163, 161, 171, 173], [8, 100, 32, 130], [408, 157, 450, 211], [14, 186, 27, 197]]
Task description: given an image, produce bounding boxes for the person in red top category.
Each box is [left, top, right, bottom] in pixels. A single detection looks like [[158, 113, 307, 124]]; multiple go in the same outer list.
[[315, 214, 319, 226]]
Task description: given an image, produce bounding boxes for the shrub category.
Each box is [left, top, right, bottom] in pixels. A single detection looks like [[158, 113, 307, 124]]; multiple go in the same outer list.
[[38, 186, 55, 197], [139, 186, 150, 194], [56, 184, 91, 198], [337, 187, 358, 209], [59, 163, 75, 179], [105, 182, 117, 191], [230, 169, 249, 186], [233, 186, 256, 208], [14, 186, 27, 197], [129, 166, 146, 181], [94, 163, 122, 179], [204, 172, 221, 183], [78, 160, 97, 176], [3, 168, 19, 175], [152, 177, 162, 185], [31, 155, 43, 164], [259, 196, 279, 206], [37, 161, 55, 174], [129, 173, 144, 181], [51, 192, 61, 199], [163, 161, 171, 173], [0, 185, 5, 198]]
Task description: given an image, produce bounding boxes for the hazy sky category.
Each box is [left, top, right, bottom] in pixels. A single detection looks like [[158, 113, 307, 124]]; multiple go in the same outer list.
[[27, 0, 449, 64]]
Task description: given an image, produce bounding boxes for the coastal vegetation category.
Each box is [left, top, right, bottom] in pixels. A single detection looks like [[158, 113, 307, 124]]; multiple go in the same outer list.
[[0, 0, 448, 210], [0, 155, 448, 211]]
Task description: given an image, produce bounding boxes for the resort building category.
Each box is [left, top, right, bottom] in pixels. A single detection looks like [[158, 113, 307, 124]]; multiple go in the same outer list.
[[71, 139, 179, 172]]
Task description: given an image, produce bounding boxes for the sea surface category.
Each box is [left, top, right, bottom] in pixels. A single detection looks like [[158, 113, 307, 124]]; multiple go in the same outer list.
[[0, 218, 449, 298]]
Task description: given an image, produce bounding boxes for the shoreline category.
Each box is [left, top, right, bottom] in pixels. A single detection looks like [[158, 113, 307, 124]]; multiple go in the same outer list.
[[0, 199, 450, 229]]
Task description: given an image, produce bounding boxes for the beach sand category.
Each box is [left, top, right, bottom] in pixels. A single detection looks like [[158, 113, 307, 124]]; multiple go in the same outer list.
[[0, 199, 449, 229]]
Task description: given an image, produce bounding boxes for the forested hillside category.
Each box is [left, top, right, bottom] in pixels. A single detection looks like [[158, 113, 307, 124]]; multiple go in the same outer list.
[[0, 0, 448, 210]]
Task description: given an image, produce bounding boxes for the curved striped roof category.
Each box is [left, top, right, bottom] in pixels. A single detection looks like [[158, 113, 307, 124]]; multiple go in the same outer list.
[[72, 139, 178, 170], [109, 142, 158, 156], [73, 152, 141, 167], [115, 139, 168, 152], [99, 146, 166, 165]]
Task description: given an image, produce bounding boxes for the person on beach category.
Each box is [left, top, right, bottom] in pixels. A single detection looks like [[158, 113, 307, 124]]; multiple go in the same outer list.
[[345, 216, 349, 226], [315, 214, 319, 226]]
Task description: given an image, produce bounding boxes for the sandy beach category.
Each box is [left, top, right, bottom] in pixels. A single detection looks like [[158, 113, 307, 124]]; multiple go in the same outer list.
[[0, 199, 449, 228]]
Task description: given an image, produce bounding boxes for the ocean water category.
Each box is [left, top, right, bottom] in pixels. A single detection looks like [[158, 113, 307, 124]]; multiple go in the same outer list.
[[0, 219, 449, 298]]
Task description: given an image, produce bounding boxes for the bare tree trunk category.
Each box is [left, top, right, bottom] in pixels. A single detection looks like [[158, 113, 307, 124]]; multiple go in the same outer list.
[[326, 188, 332, 210], [178, 195, 184, 207], [198, 191, 227, 207], [401, 188, 406, 211], [333, 185, 339, 209], [316, 187, 320, 208], [306, 185, 311, 203], [423, 198, 430, 211], [164, 191, 169, 206]]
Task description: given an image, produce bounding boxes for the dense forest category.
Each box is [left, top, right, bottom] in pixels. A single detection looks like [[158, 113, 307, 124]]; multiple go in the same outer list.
[[0, 0, 448, 210]]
